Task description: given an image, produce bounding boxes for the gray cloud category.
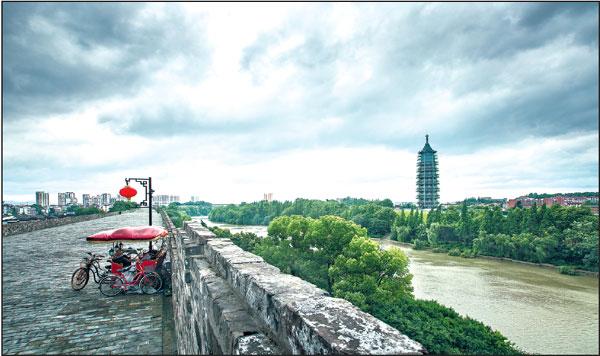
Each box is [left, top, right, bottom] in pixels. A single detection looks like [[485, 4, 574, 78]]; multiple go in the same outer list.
[[230, 2, 599, 154], [2, 2, 210, 122]]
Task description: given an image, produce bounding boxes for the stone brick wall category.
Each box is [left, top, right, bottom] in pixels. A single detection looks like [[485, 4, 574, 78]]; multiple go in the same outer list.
[[2, 210, 133, 236], [161, 210, 426, 355]]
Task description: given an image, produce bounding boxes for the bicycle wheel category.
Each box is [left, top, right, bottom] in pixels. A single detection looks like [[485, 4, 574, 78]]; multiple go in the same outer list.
[[71, 268, 89, 291], [99, 275, 124, 297], [140, 272, 162, 294]]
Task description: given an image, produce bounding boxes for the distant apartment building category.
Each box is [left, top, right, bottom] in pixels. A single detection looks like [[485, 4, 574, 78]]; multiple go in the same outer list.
[[81, 193, 116, 207], [508, 194, 599, 215], [264, 193, 274, 202], [154, 195, 180, 207], [190, 196, 200, 203], [101, 193, 111, 206], [35, 191, 50, 208], [58, 192, 77, 206]]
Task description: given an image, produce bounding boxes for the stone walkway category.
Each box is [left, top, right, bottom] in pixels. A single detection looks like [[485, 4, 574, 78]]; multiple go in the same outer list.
[[2, 209, 175, 355]]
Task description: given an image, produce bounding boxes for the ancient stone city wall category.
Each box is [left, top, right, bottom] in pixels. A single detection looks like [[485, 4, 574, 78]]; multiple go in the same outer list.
[[2, 210, 132, 237], [161, 211, 426, 355]]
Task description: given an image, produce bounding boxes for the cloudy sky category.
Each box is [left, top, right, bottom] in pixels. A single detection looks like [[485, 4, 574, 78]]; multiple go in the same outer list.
[[2, 2, 598, 205]]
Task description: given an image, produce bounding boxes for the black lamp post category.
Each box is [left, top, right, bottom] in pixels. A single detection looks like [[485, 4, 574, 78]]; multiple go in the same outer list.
[[124, 177, 154, 249]]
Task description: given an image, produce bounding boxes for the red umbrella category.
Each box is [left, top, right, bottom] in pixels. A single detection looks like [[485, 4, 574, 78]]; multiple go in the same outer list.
[[86, 226, 167, 243]]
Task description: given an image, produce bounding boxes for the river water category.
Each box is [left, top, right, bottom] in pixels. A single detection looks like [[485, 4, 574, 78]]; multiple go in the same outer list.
[[193, 217, 599, 354]]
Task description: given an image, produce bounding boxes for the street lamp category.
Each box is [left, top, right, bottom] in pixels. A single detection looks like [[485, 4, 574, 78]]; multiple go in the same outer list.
[[123, 177, 155, 249]]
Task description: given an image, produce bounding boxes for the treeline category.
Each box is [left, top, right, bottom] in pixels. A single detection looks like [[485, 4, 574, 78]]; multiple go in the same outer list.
[[208, 197, 396, 237], [158, 203, 192, 227], [463, 197, 504, 206], [394, 202, 598, 271], [208, 216, 522, 355], [171, 201, 213, 216], [526, 192, 598, 199], [108, 201, 138, 212], [67, 206, 105, 215]]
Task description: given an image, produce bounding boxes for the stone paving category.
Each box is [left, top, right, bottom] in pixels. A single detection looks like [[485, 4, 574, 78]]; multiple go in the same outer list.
[[2, 209, 175, 355]]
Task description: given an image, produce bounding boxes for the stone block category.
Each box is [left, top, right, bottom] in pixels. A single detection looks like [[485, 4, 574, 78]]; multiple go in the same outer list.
[[205, 240, 267, 280], [234, 333, 280, 355], [184, 222, 216, 244], [227, 262, 281, 299], [282, 296, 426, 355], [244, 275, 328, 350]]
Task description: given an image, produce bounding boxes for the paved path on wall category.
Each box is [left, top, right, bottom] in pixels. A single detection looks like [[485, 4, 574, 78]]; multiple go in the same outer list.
[[2, 209, 174, 355]]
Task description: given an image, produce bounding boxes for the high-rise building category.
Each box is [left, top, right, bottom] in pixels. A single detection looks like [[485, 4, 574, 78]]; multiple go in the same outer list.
[[82, 194, 91, 206], [35, 191, 50, 207], [264, 193, 273, 202], [416, 135, 440, 210], [58, 192, 77, 206], [154, 195, 181, 206], [101, 193, 111, 206]]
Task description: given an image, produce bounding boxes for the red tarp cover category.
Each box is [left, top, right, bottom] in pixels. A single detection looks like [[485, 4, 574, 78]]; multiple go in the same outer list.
[[86, 226, 168, 243]]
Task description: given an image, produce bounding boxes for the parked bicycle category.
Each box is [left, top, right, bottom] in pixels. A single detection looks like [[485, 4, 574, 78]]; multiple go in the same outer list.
[[98, 267, 162, 297], [86, 226, 169, 297], [71, 252, 109, 290]]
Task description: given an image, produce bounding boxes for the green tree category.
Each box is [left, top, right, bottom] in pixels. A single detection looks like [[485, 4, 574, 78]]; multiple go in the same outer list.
[[506, 207, 524, 235], [564, 217, 599, 269], [443, 206, 460, 225], [31, 204, 43, 215], [394, 226, 411, 242], [109, 201, 138, 212], [490, 206, 505, 234], [459, 201, 476, 246], [380, 198, 394, 208], [397, 209, 406, 226], [306, 215, 367, 291], [329, 236, 413, 311], [525, 203, 540, 236]]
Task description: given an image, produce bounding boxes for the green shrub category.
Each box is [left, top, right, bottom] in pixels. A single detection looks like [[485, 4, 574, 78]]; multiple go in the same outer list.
[[369, 296, 523, 355], [432, 247, 449, 253], [558, 266, 577, 275], [460, 249, 475, 258], [412, 239, 426, 250], [448, 248, 461, 256]]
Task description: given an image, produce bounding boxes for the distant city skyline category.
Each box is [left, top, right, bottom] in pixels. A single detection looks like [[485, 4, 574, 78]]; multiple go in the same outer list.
[[2, 2, 598, 204]]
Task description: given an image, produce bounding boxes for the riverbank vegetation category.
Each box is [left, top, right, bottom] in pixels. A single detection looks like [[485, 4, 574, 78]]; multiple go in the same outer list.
[[208, 197, 598, 271], [208, 215, 523, 355], [209, 197, 397, 237], [393, 201, 598, 272], [170, 201, 213, 216]]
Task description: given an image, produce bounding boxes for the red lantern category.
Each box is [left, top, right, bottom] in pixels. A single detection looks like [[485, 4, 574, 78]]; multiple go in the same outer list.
[[119, 185, 137, 201]]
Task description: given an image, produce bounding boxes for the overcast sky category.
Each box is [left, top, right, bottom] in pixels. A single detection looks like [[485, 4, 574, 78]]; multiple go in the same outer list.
[[2, 2, 598, 205]]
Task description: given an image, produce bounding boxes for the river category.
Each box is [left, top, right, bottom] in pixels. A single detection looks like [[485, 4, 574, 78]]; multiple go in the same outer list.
[[192, 217, 599, 355]]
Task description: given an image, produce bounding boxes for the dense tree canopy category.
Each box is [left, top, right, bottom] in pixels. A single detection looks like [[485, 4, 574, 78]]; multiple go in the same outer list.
[[209, 197, 398, 237], [109, 201, 138, 212], [390, 201, 598, 271]]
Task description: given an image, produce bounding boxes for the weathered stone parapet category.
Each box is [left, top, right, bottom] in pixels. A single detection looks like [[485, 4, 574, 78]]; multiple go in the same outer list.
[[165, 213, 426, 355]]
